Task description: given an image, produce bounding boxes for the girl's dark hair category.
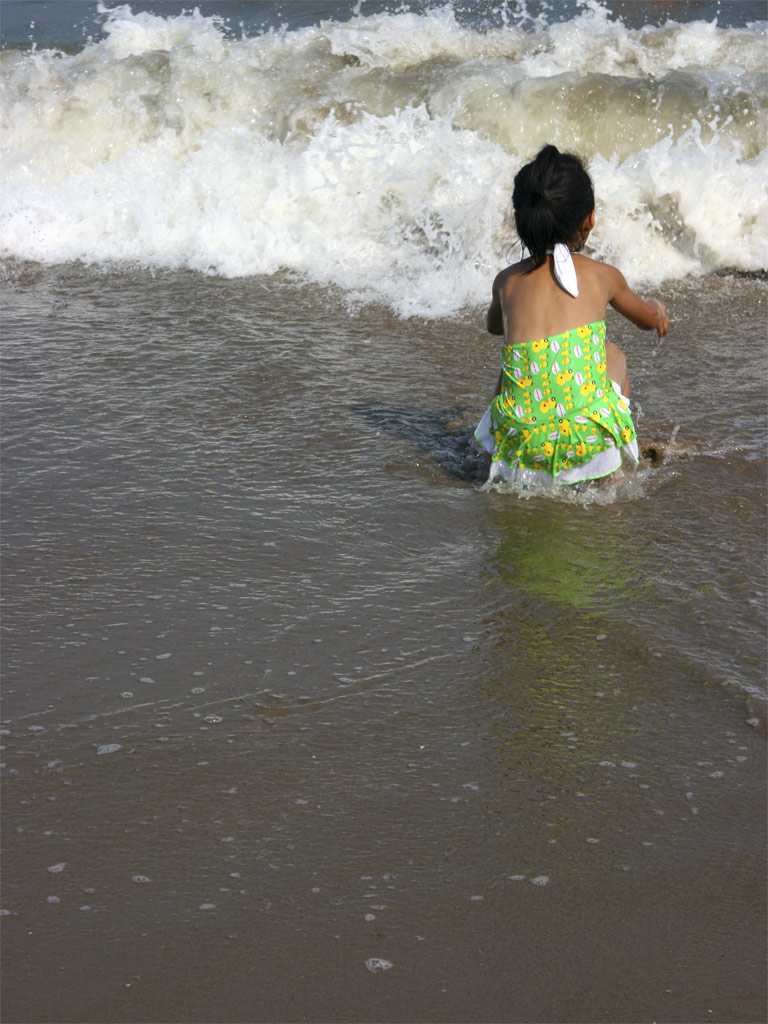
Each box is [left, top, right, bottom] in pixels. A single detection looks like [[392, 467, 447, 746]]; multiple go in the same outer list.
[[512, 144, 594, 267]]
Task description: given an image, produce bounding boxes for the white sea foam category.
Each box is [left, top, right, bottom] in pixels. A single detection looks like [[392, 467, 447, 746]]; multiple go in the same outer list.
[[96, 743, 122, 755], [1, 2, 765, 318], [365, 957, 393, 972]]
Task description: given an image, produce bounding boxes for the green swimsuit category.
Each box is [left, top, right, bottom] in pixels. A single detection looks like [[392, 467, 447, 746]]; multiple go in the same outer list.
[[475, 320, 639, 485]]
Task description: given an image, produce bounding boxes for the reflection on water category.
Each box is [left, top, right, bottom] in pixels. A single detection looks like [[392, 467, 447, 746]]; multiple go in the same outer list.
[[490, 497, 654, 615]]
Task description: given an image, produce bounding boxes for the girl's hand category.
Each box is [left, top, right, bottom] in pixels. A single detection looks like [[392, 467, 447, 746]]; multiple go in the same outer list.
[[650, 299, 669, 338]]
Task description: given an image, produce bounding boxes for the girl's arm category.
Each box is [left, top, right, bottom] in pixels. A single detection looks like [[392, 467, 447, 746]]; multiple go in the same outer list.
[[486, 273, 505, 335], [607, 267, 669, 337]]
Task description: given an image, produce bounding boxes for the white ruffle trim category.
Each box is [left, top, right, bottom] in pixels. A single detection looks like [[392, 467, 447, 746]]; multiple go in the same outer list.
[[475, 383, 639, 487]]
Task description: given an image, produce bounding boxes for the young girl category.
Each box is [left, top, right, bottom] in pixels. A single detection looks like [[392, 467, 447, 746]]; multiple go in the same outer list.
[[475, 144, 669, 486]]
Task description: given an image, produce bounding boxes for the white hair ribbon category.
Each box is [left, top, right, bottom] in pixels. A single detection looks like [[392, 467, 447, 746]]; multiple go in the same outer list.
[[547, 243, 579, 298]]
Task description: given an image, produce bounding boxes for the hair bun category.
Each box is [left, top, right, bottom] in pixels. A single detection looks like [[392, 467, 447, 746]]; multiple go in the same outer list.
[[535, 144, 561, 166]]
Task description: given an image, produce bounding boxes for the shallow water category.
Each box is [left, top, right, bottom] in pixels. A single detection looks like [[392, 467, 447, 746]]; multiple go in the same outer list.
[[1, 264, 766, 1023], [1, 2, 767, 1021]]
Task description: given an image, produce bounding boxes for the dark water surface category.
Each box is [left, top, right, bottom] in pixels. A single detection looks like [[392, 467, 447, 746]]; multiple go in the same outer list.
[[2, 1, 766, 50], [1, 264, 766, 1023]]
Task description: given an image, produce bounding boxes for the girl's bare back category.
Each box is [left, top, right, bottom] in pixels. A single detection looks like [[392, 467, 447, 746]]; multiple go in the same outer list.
[[488, 251, 668, 345]]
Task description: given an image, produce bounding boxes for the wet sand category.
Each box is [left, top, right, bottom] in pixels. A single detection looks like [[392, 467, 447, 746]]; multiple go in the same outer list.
[[1, 266, 766, 1023]]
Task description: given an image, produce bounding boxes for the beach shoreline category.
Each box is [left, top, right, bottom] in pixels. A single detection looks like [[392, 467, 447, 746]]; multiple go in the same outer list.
[[2, 263, 766, 1023]]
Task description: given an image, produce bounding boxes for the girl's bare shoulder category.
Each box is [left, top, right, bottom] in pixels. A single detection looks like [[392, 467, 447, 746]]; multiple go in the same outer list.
[[493, 258, 534, 288], [574, 253, 623, 282], [572, 253, 626, 296]]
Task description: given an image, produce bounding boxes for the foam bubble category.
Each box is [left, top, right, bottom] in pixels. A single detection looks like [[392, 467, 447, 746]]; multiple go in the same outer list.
[[365, 958, 393, 973]]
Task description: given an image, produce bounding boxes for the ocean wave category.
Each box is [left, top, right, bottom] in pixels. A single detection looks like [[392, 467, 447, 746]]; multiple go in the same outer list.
[[1, 1, 766, 317]]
